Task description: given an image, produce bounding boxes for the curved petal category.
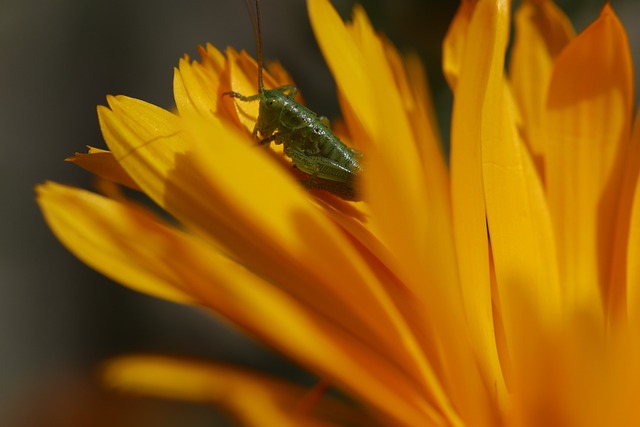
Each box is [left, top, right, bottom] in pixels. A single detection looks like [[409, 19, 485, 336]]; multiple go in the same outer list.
[[609, 101, 640, 317], [544, 5, 634, 318], [309, 2, 475, 421], [449, 0, 510, 419], [626, 166, 640, 330], [103, 355, 379, 427], [481, 56, 563, 424], [223, 49, 292, 135], [98, 95, 189, 201], [307, 0, 377, 139], [509, 0, 574, 175], [173, 55, 220, 117], [182, 116, 454, 415], [67, 146, 141, 191], [480, 0, 563, 364], [36, 182, 196, 304], [98, 94, 446, 414], [442, 0, 475, 90], [198, 43, 227, 76], [37, 182, 439, 425], [309, 0, 431, 309]]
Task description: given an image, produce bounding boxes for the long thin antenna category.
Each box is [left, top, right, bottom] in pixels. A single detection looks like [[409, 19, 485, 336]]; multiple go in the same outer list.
[[241, 0, 264, 93], [255, 0, 264, 92]]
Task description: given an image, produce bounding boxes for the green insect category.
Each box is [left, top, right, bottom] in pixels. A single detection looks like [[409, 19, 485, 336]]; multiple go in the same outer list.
[[224, 0, 362, 200]]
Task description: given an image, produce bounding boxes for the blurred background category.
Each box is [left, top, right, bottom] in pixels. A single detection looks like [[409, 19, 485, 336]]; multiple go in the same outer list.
[[2, 0, 639, 425]]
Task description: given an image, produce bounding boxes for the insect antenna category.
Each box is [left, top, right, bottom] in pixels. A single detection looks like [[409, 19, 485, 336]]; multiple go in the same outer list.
[[241, 0, 265, 93]]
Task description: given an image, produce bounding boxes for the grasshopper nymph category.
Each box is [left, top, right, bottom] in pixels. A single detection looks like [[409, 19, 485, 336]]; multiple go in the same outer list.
[[224, 0, 363, 200]]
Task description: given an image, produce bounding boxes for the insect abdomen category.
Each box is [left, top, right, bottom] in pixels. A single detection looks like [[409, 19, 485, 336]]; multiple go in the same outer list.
[[279, 101, 360, 173]]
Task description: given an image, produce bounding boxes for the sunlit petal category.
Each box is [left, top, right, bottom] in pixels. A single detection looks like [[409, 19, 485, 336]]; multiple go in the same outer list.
[[449, 0, 511, 418], [308, 0, 377, 139], [104, 355, 381, 427], [37, 182, 439, 426], [479, 0, 564, 375], [38, 0, 640, 424], [442, 0, 475, 89], [36, 182, 195, 304], [509, 0, 574, 175], [66, 146, 140, 191], [173, 55, 220, 117], [544, 5, 633, 318]]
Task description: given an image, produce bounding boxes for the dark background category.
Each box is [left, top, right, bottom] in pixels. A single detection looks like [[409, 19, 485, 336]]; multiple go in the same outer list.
[[2, 0, 638, 425]]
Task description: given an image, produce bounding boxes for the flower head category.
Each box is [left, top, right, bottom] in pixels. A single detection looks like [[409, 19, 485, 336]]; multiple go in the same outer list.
[[36, 0, 640, 425]]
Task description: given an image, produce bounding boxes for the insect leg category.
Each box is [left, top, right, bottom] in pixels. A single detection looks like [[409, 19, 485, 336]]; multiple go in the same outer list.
[[275, 85, 297, 98], [222, 91, 260, 102], [258, 133, 280, 145], [284, 146, 354, 184], [286, 149, 358, 199]]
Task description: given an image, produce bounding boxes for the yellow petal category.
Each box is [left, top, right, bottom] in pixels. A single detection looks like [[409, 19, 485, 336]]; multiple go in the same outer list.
[[609, 110, 640, 318], [103, 355, 379, 427], [183, 117, 456, 415], [346, 18, 431, 271], [197, 43, 226, 76], [480, 0, 563, 363], [223, 47, 260, 132], [504, 312, 640, 426], [66, 146, 141, 191], [449, 0, 510, 418], [308, 0, 377, 139], [379, 40, 496, 427], [509, 0, 574, 175], [173, 55, 220, 117], [442, 0, 475, 89], [544, 5, 633, 318], [223, 49, 288, 134], [36, 182, 436, 425], [393, 50, 458, 294], [618, 165, 640, 333], [310, 0, 430, 300], [401, 52, 444, 167], [99, 93, 444, 413], [309, 2, 469, 420], [36, 182, 195, 304], [98, 95, 189, 201], [481, 67, 563, 425]]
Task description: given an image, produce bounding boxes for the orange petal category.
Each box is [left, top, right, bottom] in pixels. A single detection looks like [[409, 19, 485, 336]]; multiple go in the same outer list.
[[182, 116, 454, 415], [308, 0, 377, 139], [103, 356, 376, 427], [98, 95, 189, 200], [480, 0, 564, 366], [544, 5, 634, 318], [197, 43, 226, 77], [309, 1, 466, 419], [509, 0, 574, 175], [99, 94, 443, 411], [609, 107, 640, 318], [481, 56, 563, 425], [66, 146, 141, 191], [223, 49, 286, 134], [449, 0, 511, 419], [36, 182, 195, 304], [442, 0, 476, 89], [173, 55, 220, 117], [36, 182, 437, 426], [310, 0, 430, 300], [626, 165, 640, 330]]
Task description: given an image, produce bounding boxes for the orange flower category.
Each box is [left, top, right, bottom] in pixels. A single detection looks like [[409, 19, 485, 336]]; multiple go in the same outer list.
[[37, 0, 640, 425]]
